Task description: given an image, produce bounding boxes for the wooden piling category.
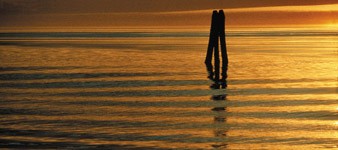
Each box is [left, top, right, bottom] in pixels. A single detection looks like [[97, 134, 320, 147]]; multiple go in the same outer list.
[[205, 10, 218, 81], [219, 10, 228, 83], [205, 10, 228, 87]]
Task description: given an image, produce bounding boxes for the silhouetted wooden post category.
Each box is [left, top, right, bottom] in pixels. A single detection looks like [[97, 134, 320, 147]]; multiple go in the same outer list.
[[205, 10, 228, 88], [213, 11, 220, 83], [205, 11, 218, 81], [219, 10, 228, 87]]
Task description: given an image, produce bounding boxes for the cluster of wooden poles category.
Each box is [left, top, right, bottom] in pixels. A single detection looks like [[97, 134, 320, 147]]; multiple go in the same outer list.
[[205, 10, 228, 88]]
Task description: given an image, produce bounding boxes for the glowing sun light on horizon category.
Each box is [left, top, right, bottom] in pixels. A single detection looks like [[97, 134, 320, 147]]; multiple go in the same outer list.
[[326, 23, 338, 28]]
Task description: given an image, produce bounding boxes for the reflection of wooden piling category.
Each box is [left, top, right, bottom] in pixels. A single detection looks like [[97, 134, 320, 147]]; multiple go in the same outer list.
[[205, 10, 228, 87]]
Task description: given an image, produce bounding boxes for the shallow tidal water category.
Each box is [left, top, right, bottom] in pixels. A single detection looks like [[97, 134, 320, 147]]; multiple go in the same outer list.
[[0, 27, 337, 149]]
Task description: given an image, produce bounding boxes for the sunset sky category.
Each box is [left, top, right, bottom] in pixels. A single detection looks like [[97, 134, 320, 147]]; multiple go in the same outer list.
[[0, 0, 337, 28]]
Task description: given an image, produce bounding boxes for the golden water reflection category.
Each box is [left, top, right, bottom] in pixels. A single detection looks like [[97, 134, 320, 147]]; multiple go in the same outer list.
[[0, 28, 337, 149]]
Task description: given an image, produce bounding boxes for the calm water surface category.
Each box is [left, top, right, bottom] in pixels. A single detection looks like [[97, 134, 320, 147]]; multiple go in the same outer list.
[[0, 28, 337, 149]]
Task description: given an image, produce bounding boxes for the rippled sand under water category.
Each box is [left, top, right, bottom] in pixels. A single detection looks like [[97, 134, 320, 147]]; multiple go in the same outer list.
[[0, 28, 337, 149]]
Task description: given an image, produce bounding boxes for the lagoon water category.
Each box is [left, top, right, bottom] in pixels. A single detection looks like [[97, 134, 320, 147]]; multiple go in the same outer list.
[[0, 27, 337, 149]]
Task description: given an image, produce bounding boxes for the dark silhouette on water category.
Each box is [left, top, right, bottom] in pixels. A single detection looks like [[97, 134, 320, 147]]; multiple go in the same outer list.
[[205, 10, 228, 89], [207, 11, 229, 148], [210, 82, 228, 149]]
